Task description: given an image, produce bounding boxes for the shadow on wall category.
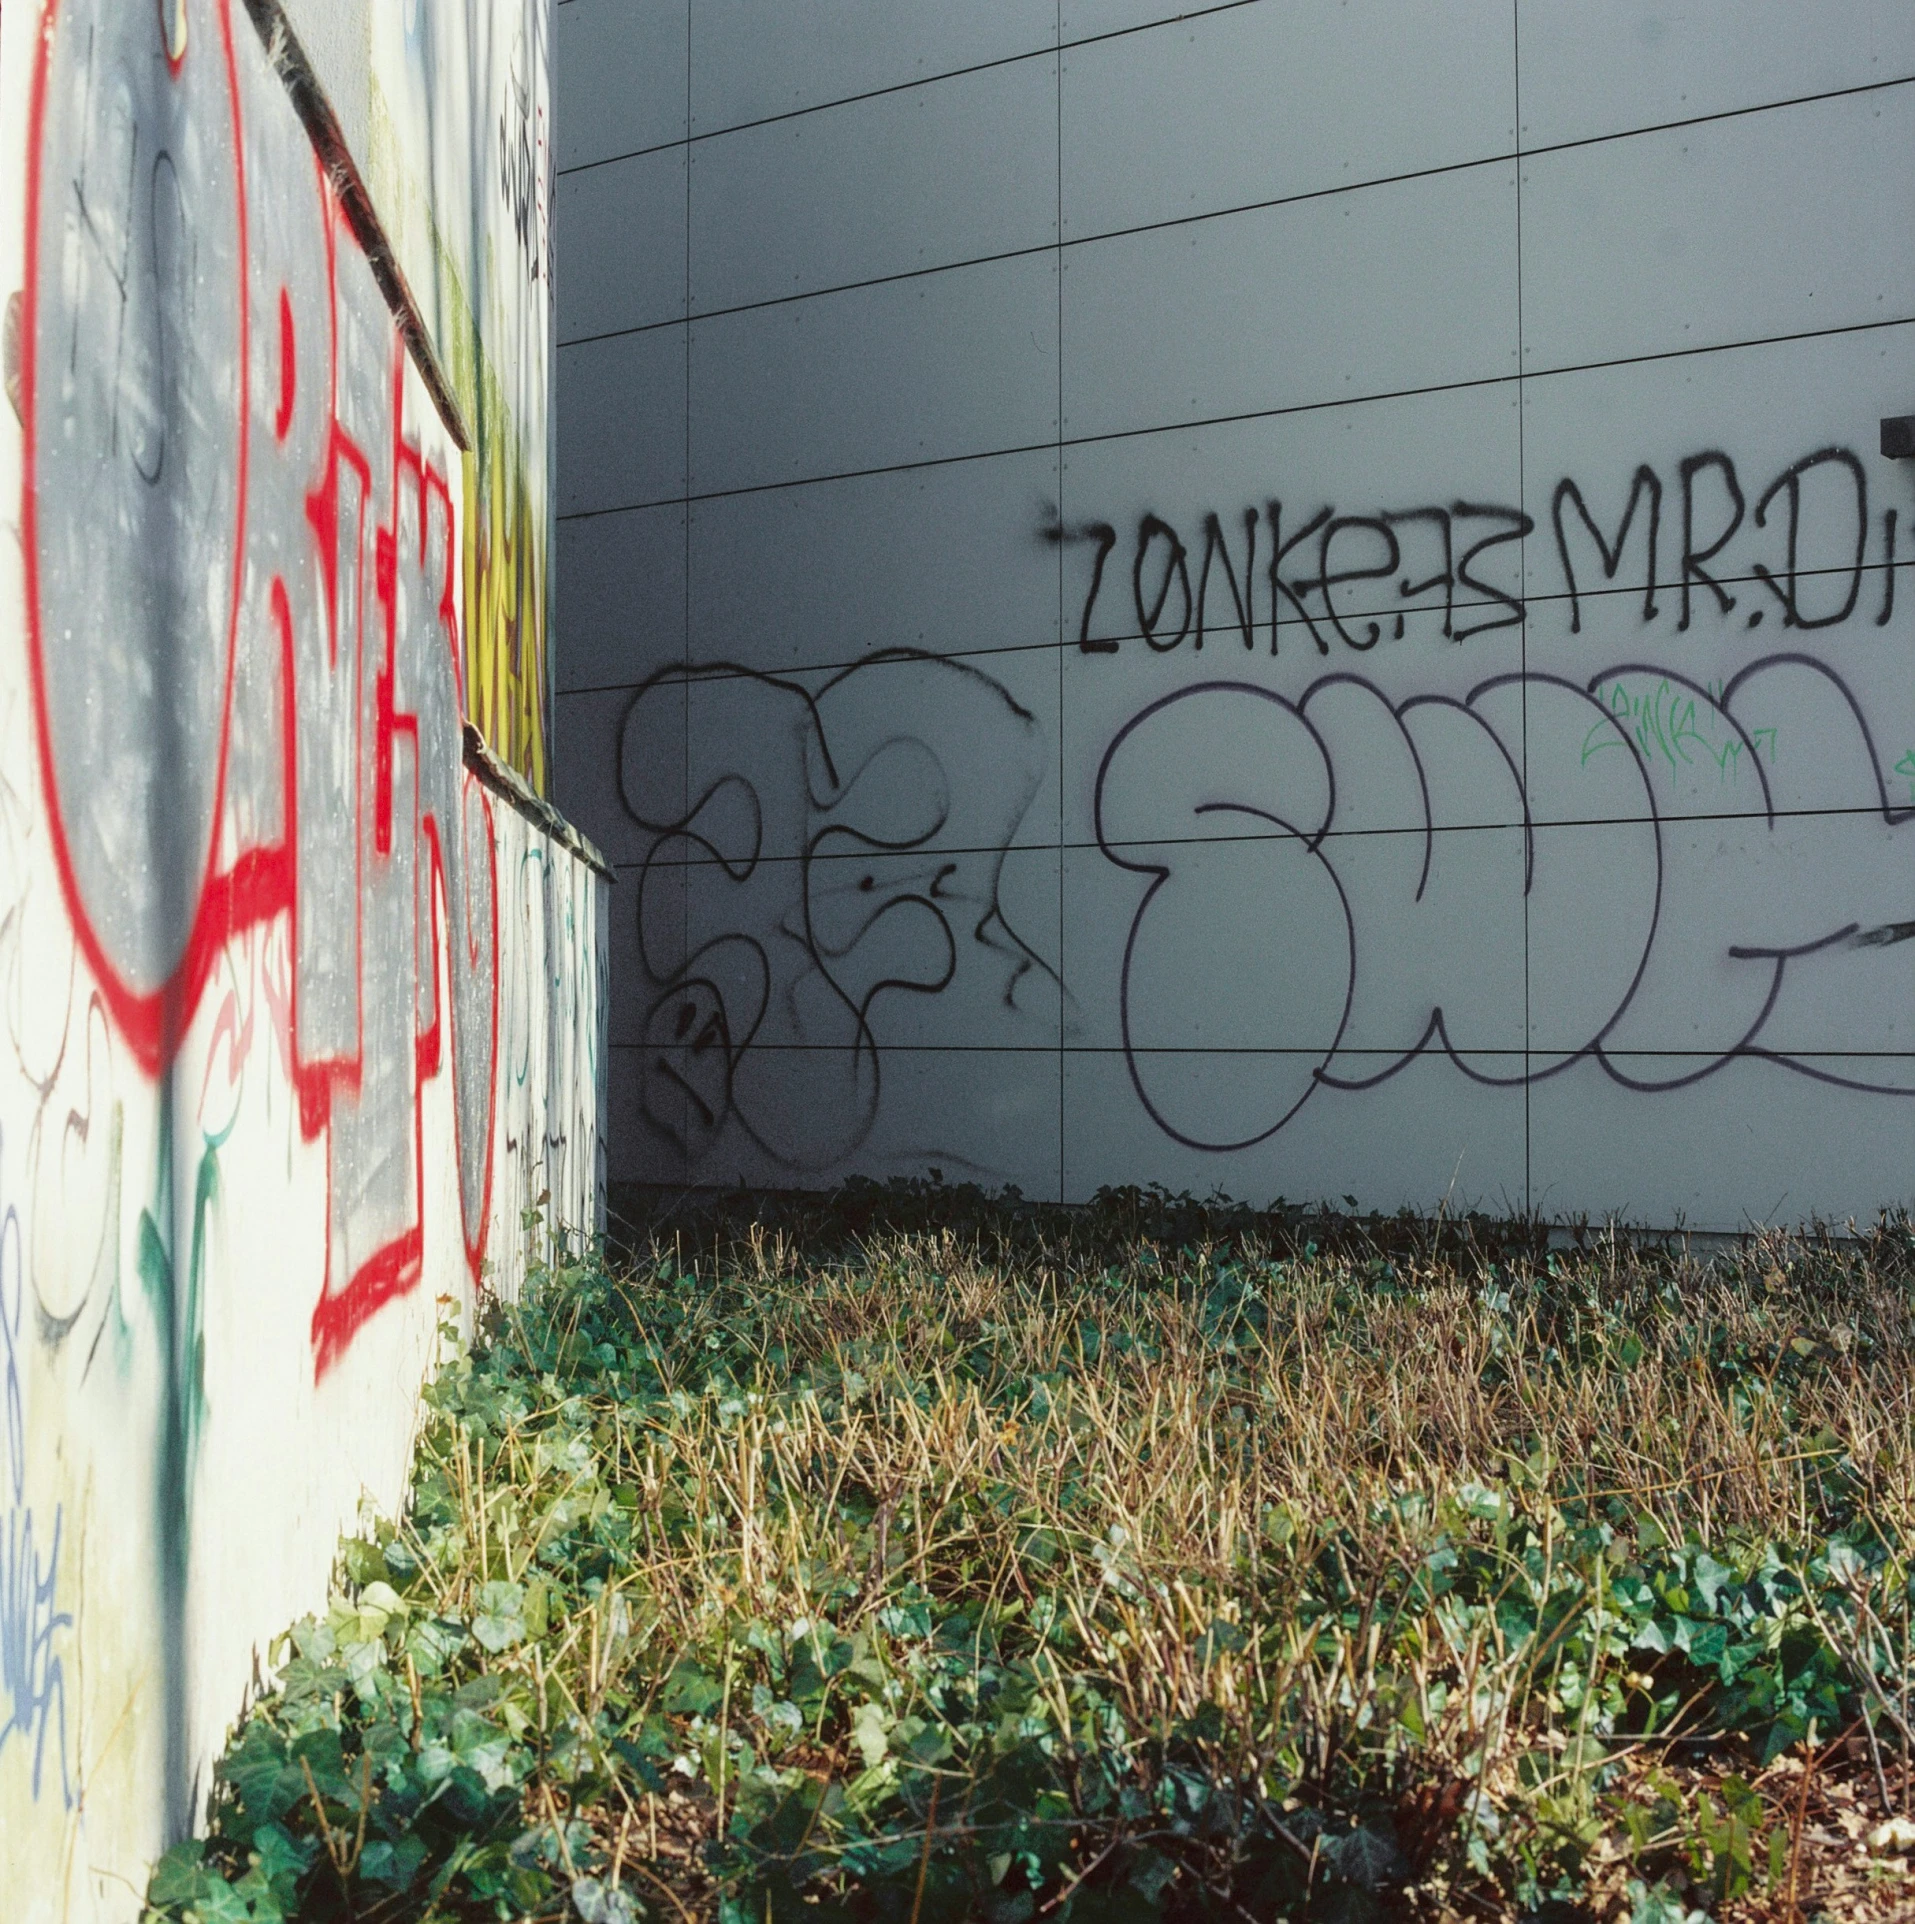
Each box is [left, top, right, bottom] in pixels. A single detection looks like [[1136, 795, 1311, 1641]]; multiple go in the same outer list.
[[21, 0, 501, 1372], [621, 651, 1069, 1171], [3, 0, 514, 1857]]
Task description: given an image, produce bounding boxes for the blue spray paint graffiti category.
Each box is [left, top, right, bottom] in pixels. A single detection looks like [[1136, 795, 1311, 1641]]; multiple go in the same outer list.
[[1, 1130, 72, 1807]]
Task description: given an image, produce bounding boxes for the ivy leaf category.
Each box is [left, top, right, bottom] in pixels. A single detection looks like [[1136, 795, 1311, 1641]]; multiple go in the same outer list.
[[1673, 1618, 1729, 1669], [406, 1615, 467, 1672], [359, 1834, 430, 1891], [473, 1580, 527, 1653], [1691, 1554, 1735, 1613], [571, 1875, 641, 1924], [1130, 1847, 1178, 1901], [147, 1841, 211, 1908], [1628, 1878, 1710, 1924], [1192, 1619, 1246, 1665], [251, 1822, 319, 1905], [193, 1878, 263, 1924], [851, 1701, 894, 1771], [448, 1706, 517, 1790], [358, 1580, 409, 1633], [289, 1728, 353, 1804], [1319, 1824, 1409, 1891], [660, 1662, 724, 1717], [1823, 1540, 1866, 1586], [223, 1726, 307, 1833]]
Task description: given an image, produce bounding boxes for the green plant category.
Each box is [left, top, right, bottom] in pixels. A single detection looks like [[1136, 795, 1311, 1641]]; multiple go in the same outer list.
[[144, 1188, 1915, 1921]]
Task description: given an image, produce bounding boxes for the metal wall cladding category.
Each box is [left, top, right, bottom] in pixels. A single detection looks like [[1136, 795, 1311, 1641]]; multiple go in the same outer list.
[[557, 0, 1915, 1229]]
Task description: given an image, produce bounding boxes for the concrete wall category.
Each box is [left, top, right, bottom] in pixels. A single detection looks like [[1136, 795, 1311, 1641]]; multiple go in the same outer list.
[[558, 0, 1915, 1229], [368, 0, 559, 793], [270, 0, 561, 793], [0, 0, 601, 1914], [278, 0, 372, 165]]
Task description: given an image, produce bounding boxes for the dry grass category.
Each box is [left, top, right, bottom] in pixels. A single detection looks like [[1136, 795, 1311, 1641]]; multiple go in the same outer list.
[[607, 1197, 1915, 1914], [151, 1188, 1915, 1922]]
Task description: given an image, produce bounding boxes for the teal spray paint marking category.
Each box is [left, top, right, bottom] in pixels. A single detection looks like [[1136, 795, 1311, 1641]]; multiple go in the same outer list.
[[1585, 679, 1776, 781], [140, 1081, 222, 1839]]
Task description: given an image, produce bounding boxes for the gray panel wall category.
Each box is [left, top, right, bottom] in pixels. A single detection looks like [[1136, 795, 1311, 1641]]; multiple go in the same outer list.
[[556, 0, 1915, 1226]]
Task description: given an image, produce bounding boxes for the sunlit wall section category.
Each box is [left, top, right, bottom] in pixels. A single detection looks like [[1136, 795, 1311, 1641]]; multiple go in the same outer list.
[[0, 1, 602, 1912]]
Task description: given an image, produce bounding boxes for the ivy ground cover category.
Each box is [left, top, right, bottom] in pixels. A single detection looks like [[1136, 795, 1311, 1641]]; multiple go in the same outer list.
[[145, 1186, 1915, 1922]]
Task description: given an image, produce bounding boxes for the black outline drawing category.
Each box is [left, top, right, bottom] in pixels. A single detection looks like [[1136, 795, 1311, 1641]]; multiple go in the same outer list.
[[1096, 653, 1915, 1153], [620, 649, 1066, 1170]]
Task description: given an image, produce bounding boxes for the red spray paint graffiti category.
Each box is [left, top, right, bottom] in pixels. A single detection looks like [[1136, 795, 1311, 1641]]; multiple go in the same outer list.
[[18, 0, 498, 1376]]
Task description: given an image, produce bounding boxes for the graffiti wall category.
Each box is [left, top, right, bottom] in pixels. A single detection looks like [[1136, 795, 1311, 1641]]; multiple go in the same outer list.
[[0, 0, 602, 1914], [557, 0, 1915, 1228], [367, 0, 556, 793]]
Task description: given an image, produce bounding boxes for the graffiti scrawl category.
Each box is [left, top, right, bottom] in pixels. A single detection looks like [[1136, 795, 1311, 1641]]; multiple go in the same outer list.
[[21, 0, 498, 1373], [0, 1139, 69, 1809], [621, 651, 1066, 1169], [1097, 658, 1915, 1150]]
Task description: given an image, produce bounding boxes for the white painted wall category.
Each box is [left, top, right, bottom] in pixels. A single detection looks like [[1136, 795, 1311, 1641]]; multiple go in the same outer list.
[[0, 0, 602, 1913], [279, 0, 372, 162], [558, 0, 1915, 1230], [368, 0, 560, 789]]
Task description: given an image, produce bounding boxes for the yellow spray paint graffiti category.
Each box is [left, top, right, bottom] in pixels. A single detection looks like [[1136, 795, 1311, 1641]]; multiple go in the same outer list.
[[366, 0, 553, 795], [465, 402, 549, 794]]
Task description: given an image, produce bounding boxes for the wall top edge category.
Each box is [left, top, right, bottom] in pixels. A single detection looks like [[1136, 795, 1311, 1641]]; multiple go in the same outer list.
[[463, 724, 616, 879], [240, 0, 473, 453]]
